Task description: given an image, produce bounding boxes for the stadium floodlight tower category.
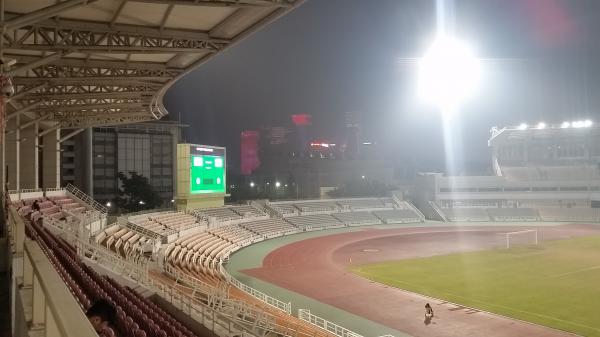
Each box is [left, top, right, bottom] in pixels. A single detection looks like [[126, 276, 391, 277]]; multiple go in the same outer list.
[[418, 34, 481, 113]]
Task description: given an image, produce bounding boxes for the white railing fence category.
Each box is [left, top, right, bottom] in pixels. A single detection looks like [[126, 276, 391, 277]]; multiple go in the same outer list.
[[298, 309, 363, 337], [220, 264, 292, 314], [163, 263, 226, 304], [66, 183, 107, 214], [428, 201, 448, 222], [405, 201, 426, 221]]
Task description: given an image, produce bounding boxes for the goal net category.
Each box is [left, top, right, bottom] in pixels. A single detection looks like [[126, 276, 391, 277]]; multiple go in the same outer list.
[[501, 230, 538, 249]]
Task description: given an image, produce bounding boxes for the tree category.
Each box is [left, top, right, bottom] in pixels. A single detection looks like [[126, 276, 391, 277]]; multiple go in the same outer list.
[[115, 171, 162, 213]]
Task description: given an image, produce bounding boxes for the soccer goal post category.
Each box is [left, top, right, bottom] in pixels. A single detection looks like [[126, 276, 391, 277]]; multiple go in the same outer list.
[[503, 229, 538, 249]]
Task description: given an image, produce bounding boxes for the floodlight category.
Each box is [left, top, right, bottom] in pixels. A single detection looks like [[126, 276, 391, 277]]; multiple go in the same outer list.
[[418, 35, 481, 110], [561, 122, 570, 128], [518, 123, 528, 130], [275, 181, 281, 188], [106, 202, 111, 207], [139, 200, 145, 205], [584, 120, 593, 127], [537, 122, 546, 129], [250, 182, 255, 188]]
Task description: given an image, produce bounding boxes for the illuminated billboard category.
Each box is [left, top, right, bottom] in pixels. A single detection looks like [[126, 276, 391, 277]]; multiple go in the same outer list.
[[189, 145, 226, 194]]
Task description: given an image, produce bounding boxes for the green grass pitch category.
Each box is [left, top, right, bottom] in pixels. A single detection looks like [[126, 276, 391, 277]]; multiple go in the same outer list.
[[351, 235, 600, 337]]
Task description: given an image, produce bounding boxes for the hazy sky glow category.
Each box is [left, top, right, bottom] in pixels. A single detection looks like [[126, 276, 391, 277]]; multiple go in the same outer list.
[[165, 0, 600, 173]]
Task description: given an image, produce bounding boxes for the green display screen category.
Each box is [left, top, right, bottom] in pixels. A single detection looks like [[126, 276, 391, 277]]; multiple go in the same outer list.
[[190, 154, 225, 194]]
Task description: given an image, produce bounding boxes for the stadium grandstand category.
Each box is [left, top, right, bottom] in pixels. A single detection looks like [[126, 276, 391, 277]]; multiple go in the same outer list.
[[413, 122, 600, 222], [3, 2, 600, 337]]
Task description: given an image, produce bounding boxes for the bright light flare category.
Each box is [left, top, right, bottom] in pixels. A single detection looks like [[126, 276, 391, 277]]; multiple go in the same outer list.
[[561, 121, 570, 128], [537, 122, 546, 129], [518, 123, 528, 130], [418, 35, 481, 110]]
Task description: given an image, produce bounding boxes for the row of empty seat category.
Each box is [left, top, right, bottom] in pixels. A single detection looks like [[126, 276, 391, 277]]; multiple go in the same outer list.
[[191, 204, 267, 224], [14, 196, 95, 225], [438, 207, 540, 221], [332, 211, 382, 226], [95, 225, 153, 261], [128, 211, 206, 237], [285, 214, 345, 230], [538, 207, 600, 222], [25, 212, 201, 337], [502, 165, 600, 181], [372, 209, 423, 223], [268, 197, 403, 217], [239, 219, 300, 238], [163, 231, 236, 277]]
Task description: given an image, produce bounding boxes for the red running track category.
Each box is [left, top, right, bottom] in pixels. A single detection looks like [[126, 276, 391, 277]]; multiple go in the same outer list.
[[243, 224, 600, 337]]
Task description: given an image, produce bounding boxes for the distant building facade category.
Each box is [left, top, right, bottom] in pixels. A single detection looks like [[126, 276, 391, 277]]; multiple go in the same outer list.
[[240, 130, 260, 175], [61, 121, 184, 206]]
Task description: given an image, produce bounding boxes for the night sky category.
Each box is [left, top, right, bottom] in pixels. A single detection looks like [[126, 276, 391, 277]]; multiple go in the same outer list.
[[164, 0, 600, 173]]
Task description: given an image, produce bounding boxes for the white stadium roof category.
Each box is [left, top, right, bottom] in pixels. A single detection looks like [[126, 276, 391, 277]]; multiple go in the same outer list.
[[1, 0, 303, 128]]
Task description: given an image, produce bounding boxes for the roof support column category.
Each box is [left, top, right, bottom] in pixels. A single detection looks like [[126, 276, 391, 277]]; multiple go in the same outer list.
[[5, 114, 19, 190], [19, 121, 39, 189], [1, 90, 5, 191], [41, 128, 60, 189]]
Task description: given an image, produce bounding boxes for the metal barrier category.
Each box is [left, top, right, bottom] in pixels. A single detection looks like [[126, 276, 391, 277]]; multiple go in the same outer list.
[[22, 240, 99, 337], [163, 263, 223, 299], [65, 183, 107, 214], [429, 201, 448, 222], [122, 207, 176, 218], [298, 309, 364, 337], [44, 187, 65, 192], [220, 264, 292, 314]]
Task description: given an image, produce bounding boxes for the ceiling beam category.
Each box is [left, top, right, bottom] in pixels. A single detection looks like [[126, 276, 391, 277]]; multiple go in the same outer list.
[[6, 101, 44, 121], [37, 102, 145, 113], [58, 114, 155, 129], [59, 128, 85, 142], [126, 0, 292, 8], [110, 0, 128, 27], [6, 53, 63, 76], [12, 77, 167, 85], [7, 83, 49, 103], [4, 54, 173, 71], [20, 91, 146, 101], [159, 4, 175, 32], [3, 0, 98, 31], [5, 15, 229, 42], [38, 125, 61, 137]]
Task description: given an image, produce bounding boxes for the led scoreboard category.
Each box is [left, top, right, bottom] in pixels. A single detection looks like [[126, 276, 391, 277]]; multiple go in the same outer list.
[[176, 144, 226, 211], [190, 146, 225, 194]]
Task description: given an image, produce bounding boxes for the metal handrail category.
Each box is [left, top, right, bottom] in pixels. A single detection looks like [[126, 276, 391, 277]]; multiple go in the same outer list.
[[65, 183, 107, 214], [298, 309, 363, 337], [220, 264, 292, 314]]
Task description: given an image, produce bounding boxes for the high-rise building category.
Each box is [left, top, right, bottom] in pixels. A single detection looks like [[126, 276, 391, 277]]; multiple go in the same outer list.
[[343, 111, 360, 157], [291, 114, 312, 153], [61, 121, 184, 206], [241, 130, 260, 175]]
